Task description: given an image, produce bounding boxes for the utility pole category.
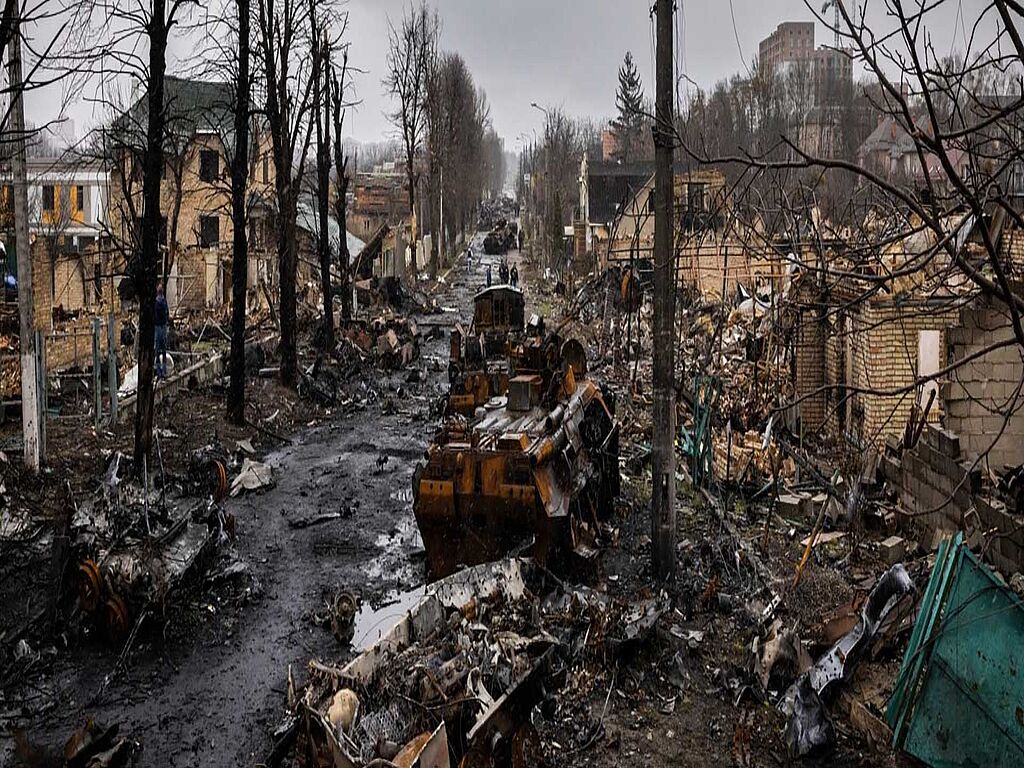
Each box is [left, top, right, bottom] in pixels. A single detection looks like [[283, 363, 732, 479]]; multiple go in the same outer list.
[[9, 9, 41, 471], [651, 0, 676, 577]]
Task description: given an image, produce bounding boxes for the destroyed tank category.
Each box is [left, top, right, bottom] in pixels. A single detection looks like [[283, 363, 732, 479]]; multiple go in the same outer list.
[[416, 333, 619, 579], [447, 285, 530, 416], [483, 219, 518, 255]]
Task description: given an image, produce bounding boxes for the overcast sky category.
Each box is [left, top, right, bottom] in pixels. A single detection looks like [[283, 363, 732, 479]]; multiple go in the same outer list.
[[25, 0, 998, 150], [342, 0, 995, 150]]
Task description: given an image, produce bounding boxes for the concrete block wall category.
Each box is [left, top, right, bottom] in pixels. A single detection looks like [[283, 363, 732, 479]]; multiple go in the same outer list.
[[945, 301, 1024, 470], [898, 423, 1023, 574]]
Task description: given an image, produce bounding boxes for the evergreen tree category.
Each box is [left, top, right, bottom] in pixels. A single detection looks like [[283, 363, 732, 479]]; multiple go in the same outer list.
[[614, 51, 645, 161]]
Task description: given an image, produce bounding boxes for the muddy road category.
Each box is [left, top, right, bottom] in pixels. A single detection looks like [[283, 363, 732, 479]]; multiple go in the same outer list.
[[5, 239, 513, 767]]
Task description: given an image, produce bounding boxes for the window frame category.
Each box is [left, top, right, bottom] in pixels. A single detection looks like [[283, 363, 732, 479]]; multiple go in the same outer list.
[[199, 150, 220, 183]]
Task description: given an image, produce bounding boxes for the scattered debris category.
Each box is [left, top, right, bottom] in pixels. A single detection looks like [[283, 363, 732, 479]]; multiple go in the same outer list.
[[230, 459, 275, 496]]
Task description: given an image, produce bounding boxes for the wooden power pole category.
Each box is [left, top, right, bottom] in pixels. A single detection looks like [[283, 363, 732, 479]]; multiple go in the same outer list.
[[651, 0, 676, 577], [9, 9, 41, 471]]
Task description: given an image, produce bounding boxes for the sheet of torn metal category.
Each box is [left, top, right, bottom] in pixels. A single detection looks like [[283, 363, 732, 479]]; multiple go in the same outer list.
[[887, 532, 1024, 768]]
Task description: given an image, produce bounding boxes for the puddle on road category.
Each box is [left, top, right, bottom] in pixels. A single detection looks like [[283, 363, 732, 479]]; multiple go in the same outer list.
[[363, 514, 424, 584], [390, 487, 413, 504], [351, 584, 426, 650]]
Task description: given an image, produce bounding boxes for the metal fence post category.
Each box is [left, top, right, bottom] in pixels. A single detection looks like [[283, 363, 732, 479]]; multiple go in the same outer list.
[[107, 313, 118, 421], [92, 316, 102, 429]]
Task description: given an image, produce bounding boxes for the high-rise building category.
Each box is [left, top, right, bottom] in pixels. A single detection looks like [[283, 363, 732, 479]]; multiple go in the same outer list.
[[758, 21, 816, 75], [759, 22, 853, 105]]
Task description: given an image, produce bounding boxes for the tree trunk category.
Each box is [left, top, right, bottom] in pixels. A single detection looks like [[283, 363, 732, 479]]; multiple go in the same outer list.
[[335, 170, 351, 321], [133, 0, 168, 472], [315, 53, 333, 352], [278, 200, 298, 386], [406, 161, 417, 279], [227, 0, 250, 426]]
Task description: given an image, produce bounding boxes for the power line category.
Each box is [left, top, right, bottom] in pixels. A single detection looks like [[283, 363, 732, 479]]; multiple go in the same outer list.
[[728, 0, 753, 77]]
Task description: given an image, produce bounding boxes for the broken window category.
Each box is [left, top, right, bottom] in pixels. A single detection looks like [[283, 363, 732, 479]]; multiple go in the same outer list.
[[75, 185, 85, 213], [199, 215, 220, 247], [199, 150, 219, 183], [42, 185, 56, 212]]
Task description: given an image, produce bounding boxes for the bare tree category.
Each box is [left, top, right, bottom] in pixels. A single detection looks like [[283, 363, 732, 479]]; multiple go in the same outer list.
[[255, 0, 321, 386], [383, 1, 437, 281], [312, 16, 332, 350], [330, 50, 354, 321], [226, 0, 251, 425]]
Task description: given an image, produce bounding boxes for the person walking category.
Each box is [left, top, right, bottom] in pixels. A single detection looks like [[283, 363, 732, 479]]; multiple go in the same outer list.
[[155, 280, 169, 380], [510, 263, 519, 289]]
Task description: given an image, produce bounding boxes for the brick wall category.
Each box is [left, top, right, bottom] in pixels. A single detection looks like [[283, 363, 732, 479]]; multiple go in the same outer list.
[[824, 314, 843, 434], [53, 256, 87, 312], [944, 300, 1024, 469], [171, 247, 209, 312], [676, 239, 784, 299], [846, 300, 959, 447], [1000, 224, 1024, 279], [793, 291, 826, 431]]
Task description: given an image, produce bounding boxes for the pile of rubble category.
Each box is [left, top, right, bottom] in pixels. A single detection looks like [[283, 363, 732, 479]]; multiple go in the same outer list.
[[297, 559, 667, 768], [335, 317, 420, 371]]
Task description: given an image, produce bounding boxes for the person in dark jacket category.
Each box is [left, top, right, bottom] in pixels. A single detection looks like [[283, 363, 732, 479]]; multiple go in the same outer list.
[[509, 263, 519, 288], [154, 281, 169, 379]]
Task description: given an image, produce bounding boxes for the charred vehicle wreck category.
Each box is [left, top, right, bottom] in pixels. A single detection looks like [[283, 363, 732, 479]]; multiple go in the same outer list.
[[416, 326, 619, 579]]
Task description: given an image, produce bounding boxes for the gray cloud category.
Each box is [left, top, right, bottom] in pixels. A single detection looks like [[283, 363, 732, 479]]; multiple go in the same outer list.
[[25, 0, 997, 149]]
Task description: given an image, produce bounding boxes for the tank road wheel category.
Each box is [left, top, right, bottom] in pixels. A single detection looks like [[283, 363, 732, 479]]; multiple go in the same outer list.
[[104, 593, 130, 641], [78, 559, 103, 613], [210, 459, 228, 502]]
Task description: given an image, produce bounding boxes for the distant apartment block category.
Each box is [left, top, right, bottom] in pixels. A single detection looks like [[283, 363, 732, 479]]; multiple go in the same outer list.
[[758, 21, 852, 104]]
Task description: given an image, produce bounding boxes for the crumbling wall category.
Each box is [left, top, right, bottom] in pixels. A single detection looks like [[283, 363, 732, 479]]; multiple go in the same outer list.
[[794, 297, 826, 431], [31, 240, 54, 331], [944, 300, 1024, 469], [53, 255, 88, 312], [677, 238, 782, 299], [1000, 224, 1024, 280], [887, 424, 972, 537], [848, 301, 958, 447], [887, 423, 1023, 574], [824, 314, 844, 435], [172, 247, 209, 313]]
